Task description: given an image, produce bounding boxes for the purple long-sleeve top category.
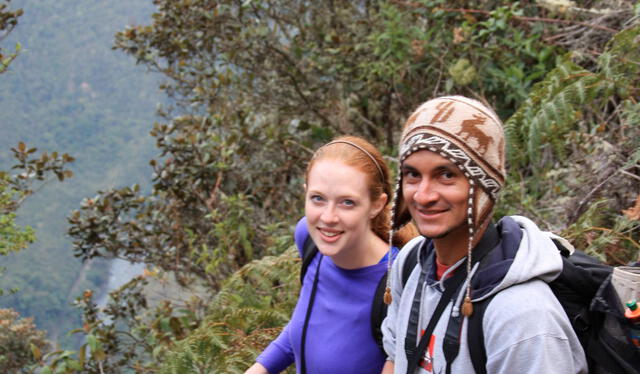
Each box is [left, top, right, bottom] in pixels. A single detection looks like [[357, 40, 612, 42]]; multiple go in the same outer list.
[[256, 217, 397, 374]]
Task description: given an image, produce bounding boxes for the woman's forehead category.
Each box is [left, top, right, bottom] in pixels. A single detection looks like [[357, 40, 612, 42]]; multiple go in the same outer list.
[[306, 160, 370, 193]]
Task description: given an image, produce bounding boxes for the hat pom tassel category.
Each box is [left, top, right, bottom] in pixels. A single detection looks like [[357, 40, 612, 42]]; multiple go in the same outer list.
[[384, 287, 392, 305], [462, 296, 473, 317]]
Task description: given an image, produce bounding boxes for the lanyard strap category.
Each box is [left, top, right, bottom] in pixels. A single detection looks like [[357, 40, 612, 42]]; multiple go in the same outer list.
[[405, 265, 467, 374], [406, 223, 499, 373], [300, 255, 323, 374]]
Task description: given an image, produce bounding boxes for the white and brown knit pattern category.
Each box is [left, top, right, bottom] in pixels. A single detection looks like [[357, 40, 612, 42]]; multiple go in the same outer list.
[[384, 95, 507, 307], [391, 96, 506, 233]]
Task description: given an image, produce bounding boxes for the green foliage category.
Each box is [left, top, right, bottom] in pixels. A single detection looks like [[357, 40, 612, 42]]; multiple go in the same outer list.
[[41, 0, 640, 372], [160, 247, 299, 374], [0, 308, 49, 373], [0, 0, 161, 347], [562, 200, 640, 263], [38, 228, 296, 373], [0, 175, 34, 256], [68, 113, 299, 288], [506, 24, 640, 175], [0, 0, 22, 73], [0, 142, 74, 299], [496, 24, 640, 264]]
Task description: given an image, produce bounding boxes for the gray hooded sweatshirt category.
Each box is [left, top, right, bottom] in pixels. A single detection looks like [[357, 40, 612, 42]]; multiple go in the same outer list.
[[382, 215, 588, 374]]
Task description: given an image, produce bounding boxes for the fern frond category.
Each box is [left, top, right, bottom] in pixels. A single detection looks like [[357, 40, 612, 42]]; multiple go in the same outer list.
[[160, 248, 299, 373]]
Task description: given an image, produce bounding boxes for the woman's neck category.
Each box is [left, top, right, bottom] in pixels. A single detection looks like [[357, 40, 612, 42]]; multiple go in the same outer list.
[[331, 231, 388, 269]]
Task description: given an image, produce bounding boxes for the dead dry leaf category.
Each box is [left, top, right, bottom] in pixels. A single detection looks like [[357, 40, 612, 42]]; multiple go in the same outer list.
[[622, 194, 640, 220]]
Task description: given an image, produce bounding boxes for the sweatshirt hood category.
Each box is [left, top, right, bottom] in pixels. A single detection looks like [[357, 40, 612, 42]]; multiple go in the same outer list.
[[470, 215, 564, 301]]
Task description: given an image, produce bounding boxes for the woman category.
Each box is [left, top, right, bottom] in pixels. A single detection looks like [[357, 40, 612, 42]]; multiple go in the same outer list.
[[245, 136, 416, 374]]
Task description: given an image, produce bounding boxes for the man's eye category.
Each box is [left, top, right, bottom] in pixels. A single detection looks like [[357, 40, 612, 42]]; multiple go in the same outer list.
[[403, 170, 419, 179], [442, 171, 454, 179]]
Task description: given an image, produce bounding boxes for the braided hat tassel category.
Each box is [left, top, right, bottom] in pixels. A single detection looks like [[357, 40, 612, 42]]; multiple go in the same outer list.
[[462, 181, 476, 317]]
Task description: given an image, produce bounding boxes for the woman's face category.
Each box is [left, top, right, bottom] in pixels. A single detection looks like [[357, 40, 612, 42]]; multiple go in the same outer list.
[[305, 159, 385, 267]]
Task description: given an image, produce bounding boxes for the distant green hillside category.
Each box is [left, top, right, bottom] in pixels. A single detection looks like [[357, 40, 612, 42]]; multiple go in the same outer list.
[[0, 0, 161, 346]]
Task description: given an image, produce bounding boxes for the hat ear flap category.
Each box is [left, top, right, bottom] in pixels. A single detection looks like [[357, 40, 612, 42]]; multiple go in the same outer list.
[[471, 190, 494, 244]]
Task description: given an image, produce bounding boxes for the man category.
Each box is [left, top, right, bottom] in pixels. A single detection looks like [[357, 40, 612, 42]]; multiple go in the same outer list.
[[381, 96, 587, 373]]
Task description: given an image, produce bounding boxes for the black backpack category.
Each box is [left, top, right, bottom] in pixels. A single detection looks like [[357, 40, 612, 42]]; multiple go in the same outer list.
[[299, 236, 420, 350], [464, 244, 640, 374], [399, 233, 640, 374]]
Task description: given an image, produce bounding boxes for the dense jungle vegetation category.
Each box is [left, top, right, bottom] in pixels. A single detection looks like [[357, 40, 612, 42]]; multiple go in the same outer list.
[[1, 0, 639, 373], [0, 0, 161, 349]]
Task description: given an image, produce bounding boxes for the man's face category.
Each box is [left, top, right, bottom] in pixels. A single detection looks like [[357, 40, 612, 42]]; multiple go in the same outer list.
[[401, 150, 470, 239]]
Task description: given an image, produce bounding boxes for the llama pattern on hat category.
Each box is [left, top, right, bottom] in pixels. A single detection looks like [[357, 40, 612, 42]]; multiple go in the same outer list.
[[394, 96, 507, 234], [401, 97, 505, 185]]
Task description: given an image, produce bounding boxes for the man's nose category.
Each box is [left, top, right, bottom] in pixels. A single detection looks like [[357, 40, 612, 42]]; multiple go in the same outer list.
[[413, 179, 439, 205]]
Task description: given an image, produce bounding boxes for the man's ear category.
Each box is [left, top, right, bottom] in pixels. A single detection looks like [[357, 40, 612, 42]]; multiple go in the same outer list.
[[371, 193, 388, 219]]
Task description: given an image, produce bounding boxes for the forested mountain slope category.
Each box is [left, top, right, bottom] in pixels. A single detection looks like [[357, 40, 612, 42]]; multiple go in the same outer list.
[[0, 0, 161, 345], [34, 1, 637, 372], [0, 0, 638, 372]]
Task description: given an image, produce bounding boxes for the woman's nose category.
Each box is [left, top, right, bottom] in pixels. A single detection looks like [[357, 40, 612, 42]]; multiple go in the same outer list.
[[320, 205, 339, 224]]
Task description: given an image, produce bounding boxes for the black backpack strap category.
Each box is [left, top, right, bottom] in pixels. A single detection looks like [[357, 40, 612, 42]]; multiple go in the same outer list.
[[300, 235, 317, 284], [440, 223, 499, 373], [370, 272, 389, 352], [402, 241, 421, 287], [467, 296, 491, 374], [371, 238, 423, 352], [406, 266, 468, 374], [300, 254, 323, 374], [442, 298, 464, 374]]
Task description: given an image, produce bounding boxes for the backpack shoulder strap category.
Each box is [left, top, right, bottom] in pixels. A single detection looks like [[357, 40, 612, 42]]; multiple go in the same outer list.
[[370, 272, 389, 352], [467, 296, 491, 374], [371, 238, 423, 352], [402, 240, 421, 287], [300, 235, 317, 284]]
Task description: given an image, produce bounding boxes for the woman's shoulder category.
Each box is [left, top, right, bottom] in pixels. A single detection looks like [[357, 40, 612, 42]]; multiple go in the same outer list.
[[294, 216, 309, 256]]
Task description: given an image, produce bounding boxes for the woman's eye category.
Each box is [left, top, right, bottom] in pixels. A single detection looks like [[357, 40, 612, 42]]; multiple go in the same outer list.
[[310, 195, 324, 203], [342, 199, 355, 207]]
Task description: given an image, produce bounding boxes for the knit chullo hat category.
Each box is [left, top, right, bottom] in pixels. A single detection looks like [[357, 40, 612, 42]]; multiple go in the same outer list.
[[384, 96, 506, 315]]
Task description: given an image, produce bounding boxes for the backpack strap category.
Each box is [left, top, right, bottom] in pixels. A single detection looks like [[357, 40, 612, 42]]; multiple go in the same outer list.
[[371, 272, 389, 352], [402, 241, 421, 286], [299, 254, 323, 374], [405, 262, 468, 374], [467, 297, 491, 374], [300, 235, 317, 284], [440, 223, 499, 373], [372, 239, 422, 352]]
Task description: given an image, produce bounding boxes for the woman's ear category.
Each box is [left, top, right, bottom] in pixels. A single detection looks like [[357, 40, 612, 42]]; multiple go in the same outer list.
[[370, 193, 388, 219]]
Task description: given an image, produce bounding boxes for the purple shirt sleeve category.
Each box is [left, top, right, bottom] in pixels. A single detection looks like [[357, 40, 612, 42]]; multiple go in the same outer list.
[[256, 216, 390, 374], [256, 217, 307, 373], [256, 323, 295, 374], [294, 216, 308, 256]]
